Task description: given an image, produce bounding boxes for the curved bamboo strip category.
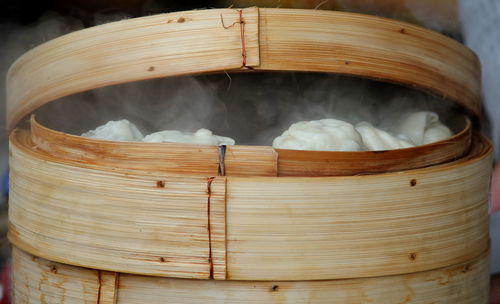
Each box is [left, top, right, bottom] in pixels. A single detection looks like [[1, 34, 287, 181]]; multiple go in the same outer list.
[[12, 248, 100, 303], [30, 115, 472, 177], [12, 247, 489, 304], [30, 116, 221, 176], [6, 8, 480, 130], [8, 127, 492, 280], [30, 116, 279, 177]]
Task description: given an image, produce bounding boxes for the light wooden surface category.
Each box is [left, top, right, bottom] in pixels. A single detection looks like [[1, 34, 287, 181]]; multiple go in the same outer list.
[[6, 8, 480, 130], [98, 272, 119, 304], [225, 145, 278, 177], [31, 116, 279, 177], [30, 115, 472, 177], [8, 126, 492, 280], [12, 247, 100, 304], [257, 8, 479, 117], [30, 116, 221, 176], [226, 135, 492, 280], [12, 247, 489, 304], [9, 129, 227, 280]]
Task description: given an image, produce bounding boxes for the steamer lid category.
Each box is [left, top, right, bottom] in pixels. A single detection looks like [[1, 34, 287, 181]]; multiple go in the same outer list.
[[6, 7, 481, 130]]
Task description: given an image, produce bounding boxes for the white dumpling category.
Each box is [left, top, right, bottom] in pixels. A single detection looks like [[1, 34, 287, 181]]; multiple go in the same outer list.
[[272, 119, 363, 151], [143, 128, 235, 146], [82, 119, 143, 141], [398, 111, 452, 145], [356, 122, 414, 151], [422, 124, 453, 145]]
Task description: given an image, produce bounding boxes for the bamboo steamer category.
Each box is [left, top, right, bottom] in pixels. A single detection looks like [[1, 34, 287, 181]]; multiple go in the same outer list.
[[8, 126, 492, 282], [6, 8, 482, 130], [12, 247, 490, 304], [6, 7, 492, 304]]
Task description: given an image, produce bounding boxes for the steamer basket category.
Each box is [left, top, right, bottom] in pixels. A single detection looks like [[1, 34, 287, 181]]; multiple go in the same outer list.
[[6, 7, 492, 304], [29, 115, 473, 177], [12, 248, 490, 304], [8, 127, 492, 281]]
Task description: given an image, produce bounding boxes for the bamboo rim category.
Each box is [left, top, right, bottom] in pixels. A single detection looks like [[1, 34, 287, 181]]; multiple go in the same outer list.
[[30, 115, 472, 177], [12, 247, 490, 303], [6, 7, 481, 130], [8, 127, 493, 280]]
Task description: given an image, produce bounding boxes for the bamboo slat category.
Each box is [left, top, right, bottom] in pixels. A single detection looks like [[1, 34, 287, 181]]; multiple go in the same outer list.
[[30, 116, 220, 176], [6, 8, 480, 130], [30, 115, 471, 177], [257, 8, 480, 117], [224, 145, 278, 177], [9, 129, 226, 279], [98, 272, 119, 304], [8, 126, 492, 280], [12, 247, 489, 304], [31, 116, 279, 177], [208, 177, 228, 280], [225, 135, 492, 280], [12, 247, 100, 304]]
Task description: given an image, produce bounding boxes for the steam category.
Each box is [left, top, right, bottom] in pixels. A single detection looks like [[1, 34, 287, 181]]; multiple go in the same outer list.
[[0, 12, 85, 174], [36, 71, 460, 147], [403, 0, 458, 35], [0, 13, 83, 129]]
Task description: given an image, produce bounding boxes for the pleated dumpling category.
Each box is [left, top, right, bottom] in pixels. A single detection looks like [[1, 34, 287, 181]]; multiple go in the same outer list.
[[398, 111, 453, 145], [272, 119, 363, 151], [355, 122, 414, 151], [82, 119, 144, 141]]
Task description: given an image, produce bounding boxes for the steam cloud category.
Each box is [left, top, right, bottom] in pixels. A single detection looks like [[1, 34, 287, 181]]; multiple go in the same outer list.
[[36, 72, 460, 146]]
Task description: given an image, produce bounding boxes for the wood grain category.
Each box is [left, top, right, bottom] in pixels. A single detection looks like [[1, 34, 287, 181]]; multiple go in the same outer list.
[[257, 8, 480, 117], [208, 177, 227, 280], [98, 272, 119, 304], [12, 247, 489, 304], [12, 247, 100, 304], [9, 129, 227, 279], [6, 8, 480, 130], [225, 135, 492, 280], [225, 145, 278, 177], [8, 126, 492, 280], [30, 116, 221, 176], [30, 115, 471, 177]]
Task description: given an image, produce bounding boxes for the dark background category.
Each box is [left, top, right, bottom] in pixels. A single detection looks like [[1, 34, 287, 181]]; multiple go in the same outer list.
[[1, 1, 213, 25]]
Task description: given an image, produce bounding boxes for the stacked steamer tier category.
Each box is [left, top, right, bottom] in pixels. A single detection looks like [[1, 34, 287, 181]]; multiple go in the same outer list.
[[6, 8, 492, 304]]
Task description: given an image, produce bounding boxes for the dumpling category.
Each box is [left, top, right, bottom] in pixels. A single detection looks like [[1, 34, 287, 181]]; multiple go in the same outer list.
[[143, 128, 235, 146], [398, 111, 453, 145], [272, 119, 363, 151], [82, 119, 143, 141], [422, 124, 453, 145], [356, 122, 414, 151]]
